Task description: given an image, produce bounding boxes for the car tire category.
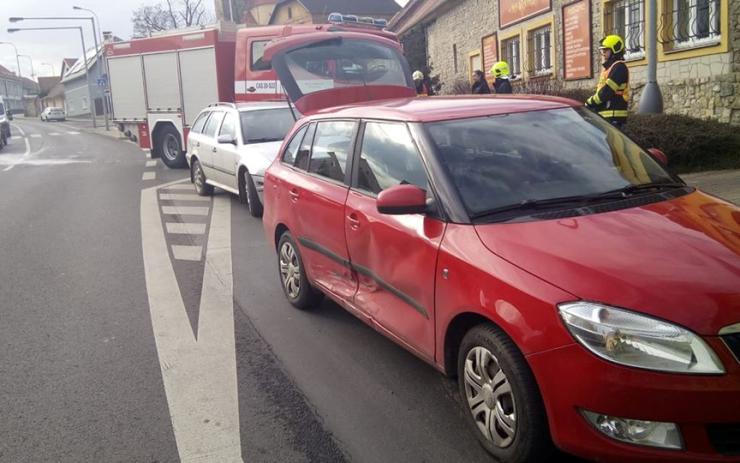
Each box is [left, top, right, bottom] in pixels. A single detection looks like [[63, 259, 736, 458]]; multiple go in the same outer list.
[[277, 231, 323, 310], [458, 324, 553, 463], [241, 169, 263, 218], [192, 159, 213, 196], [0, 134, 5, 151], [158, 125, 187, 168]]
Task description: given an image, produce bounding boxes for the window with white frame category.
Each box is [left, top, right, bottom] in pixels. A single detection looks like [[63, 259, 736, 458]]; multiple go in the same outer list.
[[605, 0, 645, 59], [671, 0, 720, 48], [528, 25, 552, 75], [501, 36, 521, 76]]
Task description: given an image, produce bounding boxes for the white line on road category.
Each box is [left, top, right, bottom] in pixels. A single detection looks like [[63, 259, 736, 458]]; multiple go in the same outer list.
[[66, 131, 80, 135], [146, 160, 157, 167], [30, 134, 41, 138], [171, 245, 203, 261], [49, 132, 60, 136], [163, 184, 196, 191], [2, 129, 31, 172], [141, 189, 243, 462], [166, 223, 207, 235], [159, 193, 210, 202], [13, 124, 26, 137], [143, 171, 156, 181], [161, 206, 210, 216]]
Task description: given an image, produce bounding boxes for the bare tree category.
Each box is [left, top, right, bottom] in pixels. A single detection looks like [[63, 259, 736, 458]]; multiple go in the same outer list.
[[132, 0, 211, 37]]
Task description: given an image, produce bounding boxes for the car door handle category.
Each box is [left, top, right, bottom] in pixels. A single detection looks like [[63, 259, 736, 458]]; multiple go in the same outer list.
[[347, 213, 360, 229], [289, 189, 300, 201]]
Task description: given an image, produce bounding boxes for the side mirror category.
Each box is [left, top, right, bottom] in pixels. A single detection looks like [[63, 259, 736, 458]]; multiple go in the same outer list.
[[377, 184, 427, 215], [217, 134, 236, 145], [648, 148, 668, 167]]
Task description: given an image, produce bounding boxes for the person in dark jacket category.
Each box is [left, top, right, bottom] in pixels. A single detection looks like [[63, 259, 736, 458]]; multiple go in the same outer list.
[[413, 70, 434, 96], [490, 61, 513, 94], [471, 70, 491, 94], [586, 35, 630, 128]]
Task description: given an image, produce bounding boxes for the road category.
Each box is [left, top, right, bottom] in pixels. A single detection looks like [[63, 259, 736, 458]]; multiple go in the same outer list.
[[0, 118, 584, 462]]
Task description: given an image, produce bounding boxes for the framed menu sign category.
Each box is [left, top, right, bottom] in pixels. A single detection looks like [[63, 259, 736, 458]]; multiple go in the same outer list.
[[481, 33, 498, 78], [562, 0, 592, 80], [499, 0, 551, 28]]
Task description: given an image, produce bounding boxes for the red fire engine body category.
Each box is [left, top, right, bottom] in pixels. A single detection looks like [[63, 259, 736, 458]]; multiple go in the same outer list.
[[105, 19, 396, 168]]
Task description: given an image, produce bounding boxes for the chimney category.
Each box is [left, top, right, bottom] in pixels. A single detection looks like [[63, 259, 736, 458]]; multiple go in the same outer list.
[[103, 31, 113, 43]]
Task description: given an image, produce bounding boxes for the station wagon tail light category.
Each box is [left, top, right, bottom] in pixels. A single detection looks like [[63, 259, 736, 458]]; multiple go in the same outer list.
[[558, 302, 725, 374]]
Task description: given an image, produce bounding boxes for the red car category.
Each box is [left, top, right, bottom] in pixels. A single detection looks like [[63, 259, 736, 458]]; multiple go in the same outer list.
[[261, 32, 740, 463]]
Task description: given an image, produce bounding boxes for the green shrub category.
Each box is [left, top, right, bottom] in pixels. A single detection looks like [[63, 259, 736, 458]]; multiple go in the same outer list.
[[623, 113, 740, 173]]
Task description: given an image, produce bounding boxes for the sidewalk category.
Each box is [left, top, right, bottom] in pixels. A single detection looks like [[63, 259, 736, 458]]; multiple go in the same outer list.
[[680, 169, 740, 205], [63, 117, 128, 141]]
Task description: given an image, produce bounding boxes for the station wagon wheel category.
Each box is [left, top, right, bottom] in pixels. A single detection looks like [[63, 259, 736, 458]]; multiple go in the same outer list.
[[192, 159, 213, 196], [241, 169, 263, 218], [458, 324, 552, 463], [277, 231, 322, 310]]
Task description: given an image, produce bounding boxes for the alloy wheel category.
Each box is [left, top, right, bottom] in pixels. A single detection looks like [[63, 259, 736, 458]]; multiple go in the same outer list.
[[279, 241, 301, 299], [463, 346, 517, 448], [163, 133, 179, 161], [194, 162, 204, 192]]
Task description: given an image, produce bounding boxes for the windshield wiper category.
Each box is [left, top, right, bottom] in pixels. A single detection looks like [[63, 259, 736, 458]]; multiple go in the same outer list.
[[470, 195, 594, 220], [597, 181, 687, 198], [246, 137, 282, 144]]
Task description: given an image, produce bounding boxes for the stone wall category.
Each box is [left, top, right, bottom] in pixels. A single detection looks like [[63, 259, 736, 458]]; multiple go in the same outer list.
[[420, 0, 740, 123]]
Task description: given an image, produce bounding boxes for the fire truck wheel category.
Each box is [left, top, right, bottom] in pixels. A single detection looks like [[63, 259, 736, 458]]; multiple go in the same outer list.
[[158, 125, 187, 168]]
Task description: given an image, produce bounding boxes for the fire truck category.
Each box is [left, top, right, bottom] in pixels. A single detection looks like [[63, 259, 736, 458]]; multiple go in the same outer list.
[[105, 15, 395, 168]]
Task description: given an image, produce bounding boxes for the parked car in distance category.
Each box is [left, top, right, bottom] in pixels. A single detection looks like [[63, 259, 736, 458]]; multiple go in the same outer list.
[[186, 102, 297, 217], [262, 32, 740, 463], [40, 107, 66, 122]]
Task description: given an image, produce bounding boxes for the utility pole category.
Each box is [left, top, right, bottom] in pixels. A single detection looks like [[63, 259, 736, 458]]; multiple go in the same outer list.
[[638, 0, 663, 113]]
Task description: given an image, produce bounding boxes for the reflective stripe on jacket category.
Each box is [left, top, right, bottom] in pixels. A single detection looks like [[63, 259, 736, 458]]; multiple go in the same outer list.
[[591, 60, 629, 122]]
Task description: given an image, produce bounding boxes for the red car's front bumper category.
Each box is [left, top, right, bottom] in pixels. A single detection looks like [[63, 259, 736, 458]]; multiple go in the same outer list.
[[528, 339, 740, 462]]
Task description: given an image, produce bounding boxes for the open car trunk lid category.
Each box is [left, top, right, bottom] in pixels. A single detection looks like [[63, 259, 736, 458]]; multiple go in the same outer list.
[[263, 31, 416, 114]]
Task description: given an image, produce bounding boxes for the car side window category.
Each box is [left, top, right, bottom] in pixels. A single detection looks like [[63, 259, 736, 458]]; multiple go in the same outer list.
[[308, 121, 356, 183], [203, 111, 224, 138], [282, 125, 308, 165], [219, 112, 237, 141], [356, 122, 428, 195], [191, 111, 210, 134], [295, 123, 316, 171]]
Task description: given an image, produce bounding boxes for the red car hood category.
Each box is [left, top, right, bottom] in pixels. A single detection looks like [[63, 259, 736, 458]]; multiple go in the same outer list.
[[474, 191, 740, 335]]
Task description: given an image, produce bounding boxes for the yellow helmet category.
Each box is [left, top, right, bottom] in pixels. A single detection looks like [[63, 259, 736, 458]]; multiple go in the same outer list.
[[599, 35, 625, 54], [491, 61, 510, 78], [412, 70, 424, 80]]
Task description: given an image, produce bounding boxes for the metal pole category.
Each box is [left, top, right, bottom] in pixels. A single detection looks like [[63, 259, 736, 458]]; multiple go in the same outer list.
[[78, 27, 97, 128], [638, 0, 663, 113], [87, 17, 108, 130]]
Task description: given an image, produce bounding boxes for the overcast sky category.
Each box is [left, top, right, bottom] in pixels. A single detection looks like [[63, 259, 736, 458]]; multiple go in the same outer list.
[[0, 0, 408, 80]]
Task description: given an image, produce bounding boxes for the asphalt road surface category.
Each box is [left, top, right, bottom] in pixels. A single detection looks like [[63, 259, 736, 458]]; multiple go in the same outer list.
[[0, 119, 584, 463]]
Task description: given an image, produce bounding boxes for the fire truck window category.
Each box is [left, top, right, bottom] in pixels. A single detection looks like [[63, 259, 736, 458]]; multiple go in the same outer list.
[[203, 111, 224, 138], [251, 41, 271, 71], [308, 121, 356, 183], [191, 111, 210, 134], [282, 125, 308, 165]]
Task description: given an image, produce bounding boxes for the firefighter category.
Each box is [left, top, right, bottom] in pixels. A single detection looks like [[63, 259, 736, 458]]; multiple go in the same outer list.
[[471, 70, 491, 94], [586, 35, 630, 128], [413, 70, 434, 96], [490, 61, 512, 94]]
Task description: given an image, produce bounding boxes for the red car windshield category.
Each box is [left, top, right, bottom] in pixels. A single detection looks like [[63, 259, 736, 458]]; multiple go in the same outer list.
[[425, 107, 678, 218]]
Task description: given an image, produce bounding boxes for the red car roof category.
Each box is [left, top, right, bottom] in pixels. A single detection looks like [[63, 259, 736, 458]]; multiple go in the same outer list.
[[304, 95, 582, 123]]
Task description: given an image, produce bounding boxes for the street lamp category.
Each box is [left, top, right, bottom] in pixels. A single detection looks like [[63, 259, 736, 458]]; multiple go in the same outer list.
[[9, 16, 105, 128], [8, 26, 95, 128], [73, 6, 109, 130], [638, 0, 663, 113], [0, 41, 22, 78]]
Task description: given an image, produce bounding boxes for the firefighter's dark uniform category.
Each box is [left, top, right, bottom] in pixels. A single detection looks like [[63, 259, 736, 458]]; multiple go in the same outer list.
[[587, 49, 630, 128]]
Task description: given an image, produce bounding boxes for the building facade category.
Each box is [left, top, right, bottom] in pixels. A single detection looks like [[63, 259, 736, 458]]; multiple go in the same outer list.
[[0, 65, 24, 114], [215, 0, 277, 25], [390, 0, 739, 123], [62, 49, 106, 118]]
